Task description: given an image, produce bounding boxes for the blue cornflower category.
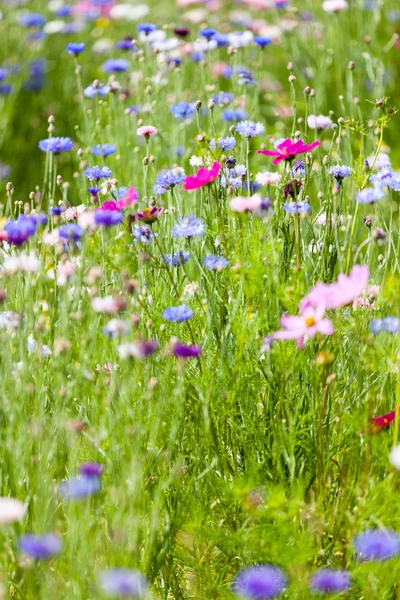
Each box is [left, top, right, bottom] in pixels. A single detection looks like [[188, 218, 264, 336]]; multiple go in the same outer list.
[[170, 102, 196, 120], [59, 476, 101, 500], [370, 167, 393, 188], [163, 251, 190, 267], [0, 162, 11, 179], [99, 569, 148, 598], [213, 91, 234, 105], [102, 59, 129, 73], [283, 201, 311, 215], [389, 173, 400, 192], [383, 316, 400, 333], [0, 84, 11, 95], [355, 187, 384, 204], [292, 161, 306, 177], [213, 33, 228, 46], [191, 52, 204, 63], [115, 39, 135, 50], [30, 213, 47, 227], [19, 13, 46, 27], [59, 224, 84, 242], [210, 137, 236, 152], [369, 319, 383, 334], [84, 82, 110, 98], [172, 216, 205, 239], [19, 534, 62, 559], [222, 108, 248, 122], [163, 305, 193, 322], [153, 169, 186, 195], [92, 144, 117, 157], [253, 36, 272, 47], [309, 569, 351, 594], [95, 210, 123, 227], [232, 565, 287, 599], [50, 206, 65, 216], [85, 166, 112, 181], [354, 529, 400, 561], [329, 164, 352, 181], [221, 164, 246, 189], [88, 186, 100, 196], [199, 28, 217, 39], [236, 120, 265, 138], [203, 255, 230, 270], [54, 5, 73, 17], [132, 225, 155, 244], [5, 217, 37, 246], [38, 137, 74, 154], [137, 23, 157, 34], [0, 69, 8, 82], [66, 43, 85, 56]]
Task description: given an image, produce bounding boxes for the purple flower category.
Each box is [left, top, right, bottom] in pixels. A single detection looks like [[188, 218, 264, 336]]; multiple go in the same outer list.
[[92, 144, 117, 157], [85, 166, 112, 181], [163, 305, 193, 322], [163, 251, 190, 266], [173, 343, 201, 358], [329, 164, 352, 181], [355, 187, 384, 204], [233, 565, 287, 599], [59, 477, 101, 500], [309, 569, 351, 593], [132, 225, 155, 244], [223, 108, 248, 122], [95, 210, 123, 227], [137, 23, 157, 34], [153, 169, 186, 195], [209, 137, 236, 151], [59, 224, 84, 242], [170, 102, 196, 120], [38, 137, 73, 154], [213, 91, 234, 105], [354, 529, 400, 561], [84, 83, 110, 98], [102, 59, 129, 73], [19, 13, 46, 27], [253, 36, 272, 47], [19, 533, 62, 559], [203, 255, 230, 270], [99, 569, 148, 597], [172, 216, 204, 239], [50, 206, 65, 216], [79, 462, 104, 478], [5, 217, 37, 246], [283, 201, 311, 215], [116, 39, 135, 51], [66, 43, 85, 56], [236, 120, 265, 138]]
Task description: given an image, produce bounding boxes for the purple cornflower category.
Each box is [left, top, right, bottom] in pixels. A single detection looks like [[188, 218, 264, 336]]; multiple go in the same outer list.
[[66, 43, 85, 56], [115, 39, 135, 51], [329, 165, 352, 181], [5, 217, 37, 246], [59, 224, 84, 242], [170, 102, 196, 120], [209, 137, 236, 151], [354, 529, 400, 561], [38, 137, 73, 154], [173, 343, 201, 358], [233, 565, 287, 599], [132, 225, 155, 244], [355, 187, 384, 204], [163, 305, 193, 322], [19, 13, 46, 27], [85, 166, 112, 181], [283, 201, 311, 215], [99, 569, 148, 597], [102, 59, 129, 73], [253, 36, 272, 47], [309, 569, 351, 593], [79, 462, 104, 478], [59, 477, 101, 500], [203, 255, 230, 270], [163, 251, 190, 266], [292, 161, 306, 177], [223, 108, 248, 122], [92, 144, 117, 157], [95, 210, 123, 227], [153, 169, 186, 195], [50, 206, 65, 216], [88, 186, 100, 196], [236, 120, 265, 138], [172, 216, 204, 239], [19, 533, 62, 559]]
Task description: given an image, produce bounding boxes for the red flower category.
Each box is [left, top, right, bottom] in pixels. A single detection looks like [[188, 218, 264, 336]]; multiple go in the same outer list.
[[257, 138, 320, 165], [183, 161, 221, 191], [371, 409, 397, 430]]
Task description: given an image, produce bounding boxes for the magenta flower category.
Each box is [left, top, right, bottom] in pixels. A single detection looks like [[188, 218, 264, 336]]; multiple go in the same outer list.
[[173, 343, 201, 358], [300, 265, 369, 313], [184, 162, 221, 191], [257, 138, 320, 165], [98, 187, 139, 212], [264, 301, 334, 349]]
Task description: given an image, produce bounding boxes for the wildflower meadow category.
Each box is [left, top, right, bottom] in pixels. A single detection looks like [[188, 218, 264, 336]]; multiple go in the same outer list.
[[1, 0, 400, 598]]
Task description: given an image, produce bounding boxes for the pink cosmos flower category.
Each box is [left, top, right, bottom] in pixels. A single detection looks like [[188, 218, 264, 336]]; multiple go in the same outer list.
[[255, 171, 281, 186], [263, 300, 334, 349], [300, 265, 369, 313], [183, 161, 221, 191], [98, 187, 139, 211], [257, 138, 320, 165], [137, 126, 158, 138], [230, 195, 264, 213]]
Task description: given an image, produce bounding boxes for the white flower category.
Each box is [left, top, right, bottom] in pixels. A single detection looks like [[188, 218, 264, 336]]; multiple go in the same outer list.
[[255, 172, 281, 186], [2, 252, 40, 274], [189, 155, 204, 167], [322, 0, 348, 11], [307, 114, 333, 130], [109, 3, 150, 21], [0, 497, 26, 524], [390, 444, 400, 469], [103, 319, 130, 337]]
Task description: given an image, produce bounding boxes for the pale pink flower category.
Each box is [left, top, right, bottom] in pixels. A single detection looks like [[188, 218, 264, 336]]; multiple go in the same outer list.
[[300, 265, 369, 313], [322, 0, 348, 11], [92, 296, 127, 314], [316, 212, 343, 227], [137, 125, 158, 138], [0, 498, 26, 524], [78, 210, 97, 230], [56, 262, 76, 286], [42, 230, 61, 246], [230, 194, 263, 213], [367, 285, 380, 298], [255, 172, 281, 186], [64, 204, 87, 221]]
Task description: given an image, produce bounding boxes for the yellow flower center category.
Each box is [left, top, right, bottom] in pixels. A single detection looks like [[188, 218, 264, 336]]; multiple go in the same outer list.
[[305, 317, 316, 327]]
